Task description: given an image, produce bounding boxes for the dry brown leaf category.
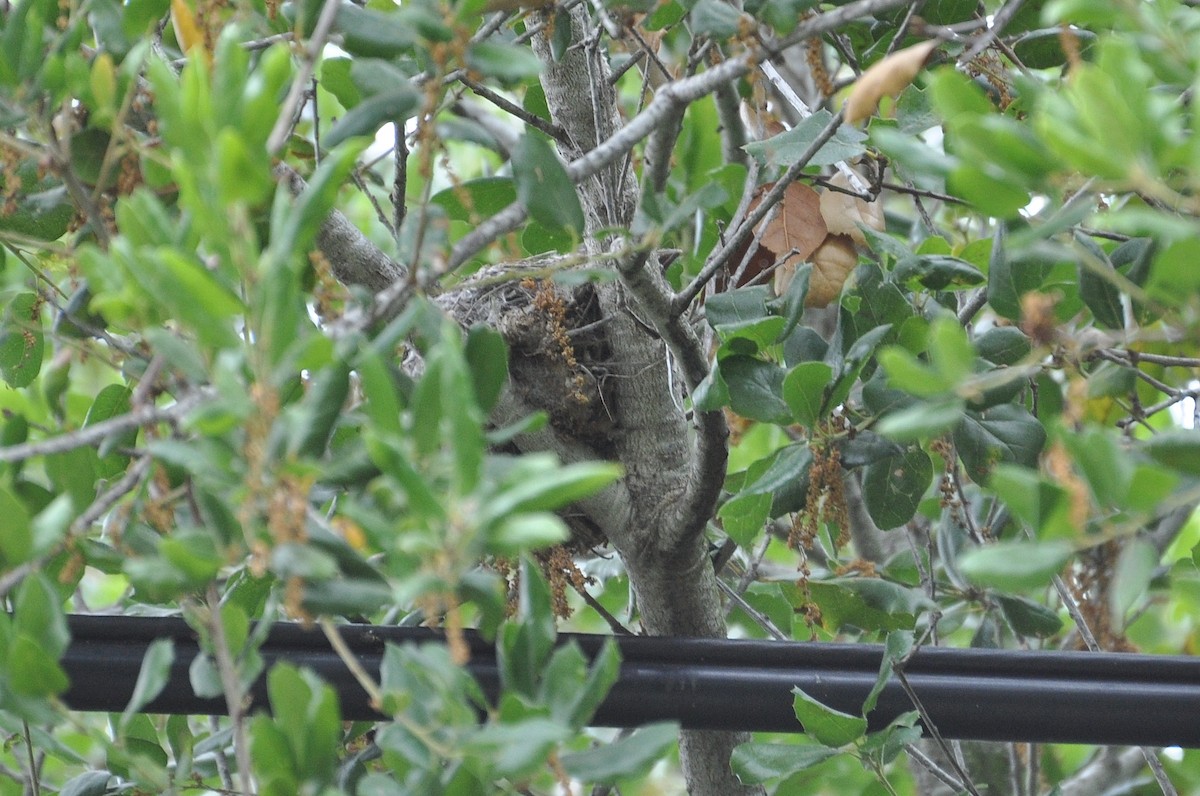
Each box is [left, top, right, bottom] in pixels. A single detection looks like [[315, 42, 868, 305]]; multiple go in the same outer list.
[[722, 181, 826, 292], [843, 40, 939, 125], [777, 233, 858, 307], [819, 171, 885, 246], [758, 181, 827, 267]]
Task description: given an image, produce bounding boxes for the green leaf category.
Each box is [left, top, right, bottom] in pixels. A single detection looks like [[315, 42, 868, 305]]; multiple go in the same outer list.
[[331, 4, 417, 58], [877, 347, 951, 397], [1075, 232, 1125, 329], [997, 594, 1062, 638], [1145, 430, 1200, 475], [689, 0, 741, 38], [0, 293, 44, 388], [291, 359, 351, 459], [466, 41, 542, 83], [802, 578, 929, 633], [8, 634, 69, 695], [324, 87, 418, 150], [974, 326, 1031, 366], [793, 688, 867, 748], [706, 286, 771, 329], [958, 540, 1073, 591], [512, 134, 585, 236], [863, 631, 913, 715], [987, 239, 1051, 321], [138, 248, 244, 350], [745, 443, 813, 516], [730, 742, 839, 784], [487, 512, 568, 555], [59, 772, 113, 796], [862, 448, 933, 530], [893, 254, 984, 290], [431, 177, 517, 222], [718, 491, 772, 548], [483, 460, 623, 523], [464, 325, 509, 413], [469, 718, 570, 778], [742, 111, 868, 168], [782, 361, 832, 427], [560, 722, 678, 783], [1109, 539, 1157, 630], [876, 398, 965, 442], [121, 638, 175, 728], [954, 404, 1046, 484], [722, 355, 791, 424]]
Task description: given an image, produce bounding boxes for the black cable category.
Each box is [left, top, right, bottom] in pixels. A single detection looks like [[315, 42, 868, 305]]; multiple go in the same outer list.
[[62, 615, 1200, 747]]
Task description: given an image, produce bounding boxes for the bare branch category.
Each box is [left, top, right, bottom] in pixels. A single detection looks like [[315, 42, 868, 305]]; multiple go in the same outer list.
[[0, 390, 211, 463], [267, 0, 342, 155], [276, 163, 407, 293]]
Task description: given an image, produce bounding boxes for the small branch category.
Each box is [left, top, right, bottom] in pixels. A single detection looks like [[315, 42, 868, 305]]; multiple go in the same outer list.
[[319, 618, 384, 709], [713, 74, 748, 168], [267, 0, 342, 155], [958, 0, 1026, 64], [206, 584, 255, 796], [641, 102, 686, 196], [392, 123, 408, 251], [459, 75, 571, 145], [1052, 572, 1179, 796], [893, 666, 983, 796], [575, 583, 634, 635], [715, 578, 787, 640], [905, 742, 971, 793], [957, 288, 990, 326], [276, 163, 407, 293], [70, 455, 152, 534], [0, 390, 211, 463]]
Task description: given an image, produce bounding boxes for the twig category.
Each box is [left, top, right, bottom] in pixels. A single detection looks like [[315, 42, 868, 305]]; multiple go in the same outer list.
[[715, 578, 787, 640], [957, 288, 991, 326], [319, 618, 384, 708], [392, 123, 408, 252], [575, 583, 634, 635], [267, 0, 343, 155], [1051, 573, 1180, 796], [0, 390, 211, 463], [958, 0, 1026, 63], [905, 742, 970, 793], [209, 716, 234, 792], [446, 0, 911, 270], [893, 666, 983, 796], [206, 584, 255, 796], [70, 455, 152, 534], [459, 75, 571, 145]]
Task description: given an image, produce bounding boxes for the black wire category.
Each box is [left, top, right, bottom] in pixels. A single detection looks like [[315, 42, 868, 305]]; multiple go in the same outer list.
[[62, 615, 1200, 747]]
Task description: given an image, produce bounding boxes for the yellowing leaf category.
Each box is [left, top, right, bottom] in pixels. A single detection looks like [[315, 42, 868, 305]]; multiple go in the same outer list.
[[818, 171, 885, 246], [171, 0, 207, 58], [844, 41, 939, 125]]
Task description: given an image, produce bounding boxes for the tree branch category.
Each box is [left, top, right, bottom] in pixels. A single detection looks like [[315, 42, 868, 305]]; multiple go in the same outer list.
[[275, 164, 407, 294], [0, 390, 211, 463]]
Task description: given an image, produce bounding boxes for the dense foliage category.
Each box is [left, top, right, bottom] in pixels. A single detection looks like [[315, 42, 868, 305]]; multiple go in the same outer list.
[[2, 0, 1200, 793]]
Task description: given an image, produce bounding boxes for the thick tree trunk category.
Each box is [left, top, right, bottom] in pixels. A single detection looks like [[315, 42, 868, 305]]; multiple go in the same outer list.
[[525, 8, 758, 794]]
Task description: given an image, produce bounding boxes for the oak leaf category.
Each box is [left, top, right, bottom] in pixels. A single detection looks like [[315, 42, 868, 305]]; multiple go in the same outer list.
[[757, 181, 827, 270], [776, 233, 858, 307], [844, 40, 939, 125], [819, 171, 885, 246]]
